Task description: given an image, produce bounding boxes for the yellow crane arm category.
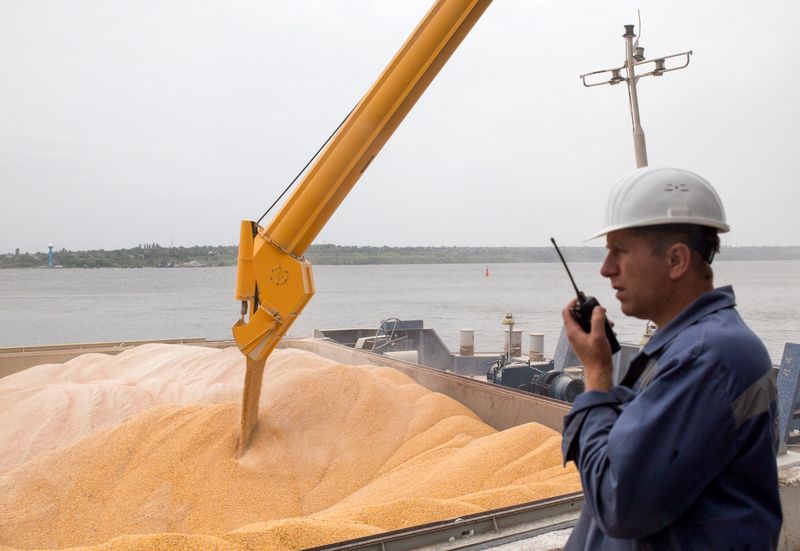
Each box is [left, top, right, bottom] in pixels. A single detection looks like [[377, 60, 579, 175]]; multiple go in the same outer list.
[[232, 0, 492, 452]]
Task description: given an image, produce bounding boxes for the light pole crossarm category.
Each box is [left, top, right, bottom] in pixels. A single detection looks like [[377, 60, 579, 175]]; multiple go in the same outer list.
[[580, 66, 626, 87], [632, 50, 692, 78], [580, 50, 691, 87]]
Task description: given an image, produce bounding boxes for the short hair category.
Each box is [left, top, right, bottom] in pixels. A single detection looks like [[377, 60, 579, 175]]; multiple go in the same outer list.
[[638, 224, 720, 280]]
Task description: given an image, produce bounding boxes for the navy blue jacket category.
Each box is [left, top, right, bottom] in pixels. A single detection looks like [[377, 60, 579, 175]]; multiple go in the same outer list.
[[562, 286, 782, 550]]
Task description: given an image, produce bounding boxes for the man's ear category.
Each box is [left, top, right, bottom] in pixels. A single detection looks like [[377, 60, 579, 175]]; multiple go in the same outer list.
[[666, 243, 692, 280]]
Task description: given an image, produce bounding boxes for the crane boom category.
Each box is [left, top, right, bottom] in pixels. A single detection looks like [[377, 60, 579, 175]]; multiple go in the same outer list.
[[232, 0, 492, 453]]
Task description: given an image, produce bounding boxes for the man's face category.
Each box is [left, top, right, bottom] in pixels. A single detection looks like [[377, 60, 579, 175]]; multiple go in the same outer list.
[[600, 228, 672, 322]]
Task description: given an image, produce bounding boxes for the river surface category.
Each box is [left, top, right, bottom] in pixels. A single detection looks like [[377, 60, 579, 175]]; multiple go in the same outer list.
[[1, 261, 798, 363]]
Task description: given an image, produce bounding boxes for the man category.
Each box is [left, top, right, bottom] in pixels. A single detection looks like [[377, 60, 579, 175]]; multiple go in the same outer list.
[[561, 167, 782, 550]]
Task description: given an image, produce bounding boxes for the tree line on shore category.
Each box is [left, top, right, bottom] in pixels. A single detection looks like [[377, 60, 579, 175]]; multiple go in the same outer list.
[[2, 243, 799, 269]]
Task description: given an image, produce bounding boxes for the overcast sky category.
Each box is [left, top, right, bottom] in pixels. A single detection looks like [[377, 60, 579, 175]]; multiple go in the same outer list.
[[1, 0, 798, 253]]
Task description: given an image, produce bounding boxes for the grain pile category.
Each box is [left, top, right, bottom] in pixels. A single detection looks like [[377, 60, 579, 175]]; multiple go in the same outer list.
[[0, 345, 580, 550], [0, 344, 244, 473]]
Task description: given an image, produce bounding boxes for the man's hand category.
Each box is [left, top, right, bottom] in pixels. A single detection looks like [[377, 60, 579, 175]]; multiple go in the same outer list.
[[562, 300, 614, 392]]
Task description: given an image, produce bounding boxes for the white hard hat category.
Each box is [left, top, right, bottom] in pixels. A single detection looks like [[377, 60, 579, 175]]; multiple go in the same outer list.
[[591, 166, 730, 239]]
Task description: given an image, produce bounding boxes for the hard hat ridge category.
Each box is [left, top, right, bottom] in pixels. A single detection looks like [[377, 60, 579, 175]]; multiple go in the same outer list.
[[591, 166, 730, 239]]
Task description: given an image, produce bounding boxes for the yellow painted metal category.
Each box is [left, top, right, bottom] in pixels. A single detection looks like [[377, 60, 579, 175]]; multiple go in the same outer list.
[[231, 0, 492, 451], [233, 0, 492, 360], [232, 228, 315, 361], [267, 0, 492, 256], [234, 220, 256, 301]]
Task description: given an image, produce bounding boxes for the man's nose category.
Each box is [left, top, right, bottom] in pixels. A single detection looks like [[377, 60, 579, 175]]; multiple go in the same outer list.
[[600, 255, 616, 278]]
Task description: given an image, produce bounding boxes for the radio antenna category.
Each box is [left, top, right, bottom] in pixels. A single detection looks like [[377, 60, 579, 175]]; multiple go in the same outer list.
[[550, 237, 582, 298]]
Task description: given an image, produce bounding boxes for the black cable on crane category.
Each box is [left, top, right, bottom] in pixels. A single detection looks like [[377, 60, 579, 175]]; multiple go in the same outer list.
[[255, 105, 357, 226]]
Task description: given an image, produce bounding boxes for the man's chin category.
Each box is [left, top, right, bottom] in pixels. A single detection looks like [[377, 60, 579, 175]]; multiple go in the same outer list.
[[620, 303, 644, 319]]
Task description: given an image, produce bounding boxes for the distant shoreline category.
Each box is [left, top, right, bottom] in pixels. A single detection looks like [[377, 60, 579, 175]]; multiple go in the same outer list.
[[3, 244, 800, 269]]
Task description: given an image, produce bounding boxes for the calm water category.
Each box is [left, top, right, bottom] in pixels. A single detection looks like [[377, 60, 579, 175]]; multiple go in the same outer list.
[[1, 262, 798, 363]]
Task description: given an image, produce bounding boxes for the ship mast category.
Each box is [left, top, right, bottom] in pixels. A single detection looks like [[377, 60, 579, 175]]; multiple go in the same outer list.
[[580, 19, 692, 168]]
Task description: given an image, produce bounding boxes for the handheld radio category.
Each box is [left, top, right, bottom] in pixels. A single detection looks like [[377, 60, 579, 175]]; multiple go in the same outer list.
[[550, 237, 620, 354]]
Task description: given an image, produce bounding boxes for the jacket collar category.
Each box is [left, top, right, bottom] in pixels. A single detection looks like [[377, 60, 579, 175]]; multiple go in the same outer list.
[[640, 285, 737, 357]]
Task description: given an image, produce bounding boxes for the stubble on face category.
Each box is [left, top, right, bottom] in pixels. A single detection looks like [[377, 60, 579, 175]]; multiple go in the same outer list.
[[603, 230, 672, 323]]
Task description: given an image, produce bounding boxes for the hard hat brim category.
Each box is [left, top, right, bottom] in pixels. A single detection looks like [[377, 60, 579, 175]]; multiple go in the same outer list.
[[587, 218, 731, 241]]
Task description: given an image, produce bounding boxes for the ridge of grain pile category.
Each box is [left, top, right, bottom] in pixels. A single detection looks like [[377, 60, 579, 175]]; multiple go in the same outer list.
[[0, 346, 580, 550], [0, 344, 245, 473]]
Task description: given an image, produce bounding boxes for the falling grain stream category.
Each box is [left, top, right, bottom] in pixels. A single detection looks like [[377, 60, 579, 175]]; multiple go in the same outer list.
[[237, 356, 266, 456]]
